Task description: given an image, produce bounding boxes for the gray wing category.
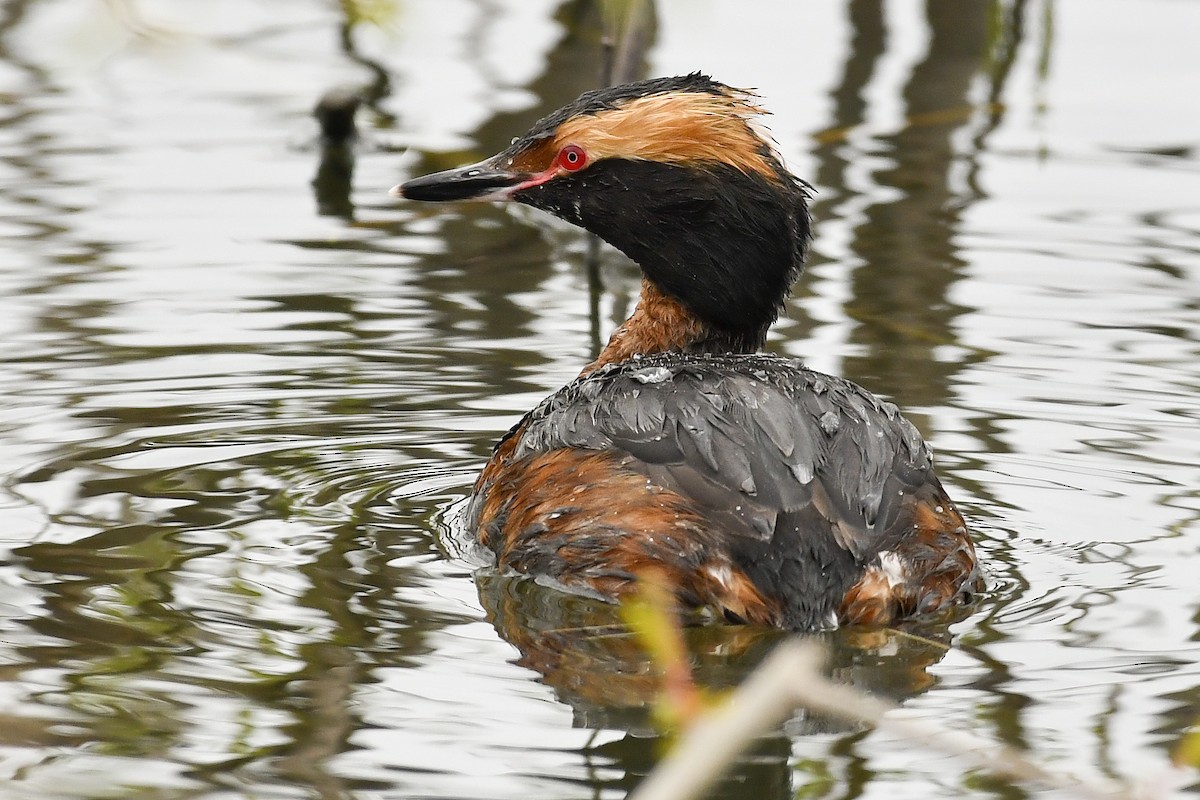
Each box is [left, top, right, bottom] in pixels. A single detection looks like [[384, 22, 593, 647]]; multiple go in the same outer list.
[[509, 353, 937, 624], [514, 353, 932, 550]]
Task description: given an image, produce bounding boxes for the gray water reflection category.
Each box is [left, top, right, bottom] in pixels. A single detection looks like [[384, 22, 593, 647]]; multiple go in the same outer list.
[[0, 1, 1197, 798]]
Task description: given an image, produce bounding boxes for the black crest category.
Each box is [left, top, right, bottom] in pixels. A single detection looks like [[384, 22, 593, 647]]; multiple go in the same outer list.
[[524, 72, 729, 142]]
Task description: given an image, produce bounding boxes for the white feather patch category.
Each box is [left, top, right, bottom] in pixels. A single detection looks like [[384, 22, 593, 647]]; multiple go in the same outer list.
[[876, 550, 907, 588]]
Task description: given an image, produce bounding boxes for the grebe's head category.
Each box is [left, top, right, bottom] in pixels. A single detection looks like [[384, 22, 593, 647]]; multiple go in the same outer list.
[[396, 73, 811, 349]]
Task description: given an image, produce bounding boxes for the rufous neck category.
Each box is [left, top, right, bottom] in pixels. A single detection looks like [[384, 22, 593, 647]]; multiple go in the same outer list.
[[582, 279, 737, 376]]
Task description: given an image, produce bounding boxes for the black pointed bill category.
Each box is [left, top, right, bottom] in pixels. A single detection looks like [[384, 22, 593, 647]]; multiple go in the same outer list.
[[392, 155, 559, 203]]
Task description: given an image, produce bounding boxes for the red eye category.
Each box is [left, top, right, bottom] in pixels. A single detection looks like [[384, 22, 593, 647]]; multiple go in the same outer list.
[[557, 144, 588, 172]]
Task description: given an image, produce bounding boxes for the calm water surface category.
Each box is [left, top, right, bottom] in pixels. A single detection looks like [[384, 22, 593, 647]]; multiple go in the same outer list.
[[1, 1, 1198, 798]]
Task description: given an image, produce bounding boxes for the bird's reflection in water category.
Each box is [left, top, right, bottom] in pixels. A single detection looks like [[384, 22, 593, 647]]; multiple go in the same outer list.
[[477, 573, 969, 798], [477, 571, 961, 731]]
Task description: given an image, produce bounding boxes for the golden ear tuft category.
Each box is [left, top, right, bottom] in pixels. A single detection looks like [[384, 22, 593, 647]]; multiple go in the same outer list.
[[553, 88, 783, 180]]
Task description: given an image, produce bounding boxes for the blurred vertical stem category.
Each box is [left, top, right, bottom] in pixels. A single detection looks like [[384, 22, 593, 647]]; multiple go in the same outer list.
[[599, 0, 655, 87], [589, 0, 657, 354], [620, 572, 709, 731], [335, 0, 398, 126], [338, 0, 401, 30]]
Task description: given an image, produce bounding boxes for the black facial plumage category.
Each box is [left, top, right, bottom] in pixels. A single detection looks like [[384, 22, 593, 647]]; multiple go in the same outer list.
[[505, 73, 812, 350], [514, 158, 810, 349]]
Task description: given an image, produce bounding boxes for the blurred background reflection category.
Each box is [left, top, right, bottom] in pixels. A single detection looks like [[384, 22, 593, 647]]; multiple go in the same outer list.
[[0, 1, 1196, 798]]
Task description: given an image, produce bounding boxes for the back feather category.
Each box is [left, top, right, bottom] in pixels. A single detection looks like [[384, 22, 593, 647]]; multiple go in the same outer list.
[[501, 352, 939, 628]]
